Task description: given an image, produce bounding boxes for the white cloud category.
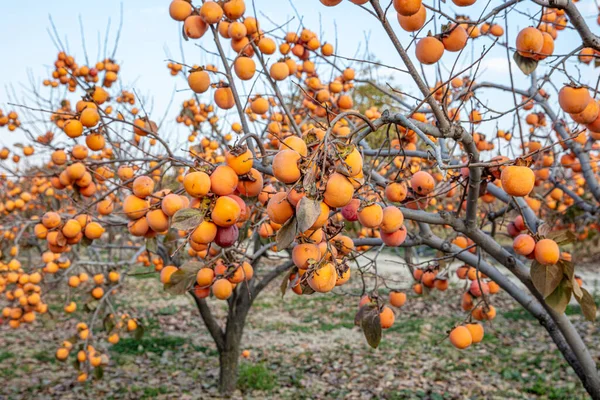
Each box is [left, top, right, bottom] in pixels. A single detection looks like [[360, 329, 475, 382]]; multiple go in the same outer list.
[[477, 56, 515, 76]]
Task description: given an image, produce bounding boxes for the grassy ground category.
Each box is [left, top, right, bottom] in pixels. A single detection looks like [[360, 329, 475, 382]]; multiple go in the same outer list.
[[0, 267, 597, 400]]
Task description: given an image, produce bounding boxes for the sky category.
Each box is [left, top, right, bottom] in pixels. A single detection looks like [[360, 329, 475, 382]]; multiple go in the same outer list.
[[0, 0, 599, 155]]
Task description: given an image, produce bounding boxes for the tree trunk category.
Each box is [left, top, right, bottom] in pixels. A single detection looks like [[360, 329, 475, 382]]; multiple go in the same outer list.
[[190, 260, 293, 396], [219, 348, 240, 395], [217, 287, 251, 396]]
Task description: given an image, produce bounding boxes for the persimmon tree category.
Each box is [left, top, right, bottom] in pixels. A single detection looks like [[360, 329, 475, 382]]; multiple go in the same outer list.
[[2, 0, 600, 397]]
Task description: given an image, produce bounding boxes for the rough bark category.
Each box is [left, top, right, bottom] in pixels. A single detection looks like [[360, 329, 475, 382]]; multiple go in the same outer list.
[[218, 284, 253, 395]]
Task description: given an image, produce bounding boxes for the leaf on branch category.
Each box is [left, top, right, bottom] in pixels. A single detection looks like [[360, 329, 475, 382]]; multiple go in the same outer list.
[[171, 208, 206, 231], [574, 287, 597, 322], [276, 216, 297, 250], [66, 335, 79, 345], [296, 197, 321, 233], [303, 168, 316, 191], [513, 52, 538, 76], [280, 269, 293, 297], [164, 229, 180, 243], [572, 275, 583, 300], [237, 220, 251, 243], [56, 232, 67, 247], [146, 237, 158, 254], [559, 259, 575, 281], [530, 261, 562, 298], [547, 229, 577, 246], [301, 283, 315, 295], [355, 303, 374, 326], [180, 260, 204, 273], [164, 261, 203, 295], [133, 324, 145, 340], [93, 366, 104, 380], [166, 262, 203, 288], [537, 223, 551, 237], [545, 279, 572, 314], [103, 314, 115, 333], [359, 306, 382, 349], [84, 300, 99, 312]]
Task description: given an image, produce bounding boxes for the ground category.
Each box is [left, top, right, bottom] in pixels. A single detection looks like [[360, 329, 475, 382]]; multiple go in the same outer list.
[[0, 256, 597, 400]]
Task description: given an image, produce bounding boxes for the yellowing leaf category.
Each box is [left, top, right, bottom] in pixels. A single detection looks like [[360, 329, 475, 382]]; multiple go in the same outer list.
[[545, 279, 572, 314], [530, 261, 562, 298], [276, 217, 297, 250], [164, 261, 202, 295], [171, 208, 206, 231], [577, 288, 597, 322], [296, 197, 321, 233]]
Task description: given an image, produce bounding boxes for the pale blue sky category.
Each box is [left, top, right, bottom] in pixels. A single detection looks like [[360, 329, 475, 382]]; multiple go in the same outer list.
[[1, 0, 599, 153]]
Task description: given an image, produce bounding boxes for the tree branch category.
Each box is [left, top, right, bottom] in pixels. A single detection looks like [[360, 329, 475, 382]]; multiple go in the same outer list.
[[190, 292, 225, 352]]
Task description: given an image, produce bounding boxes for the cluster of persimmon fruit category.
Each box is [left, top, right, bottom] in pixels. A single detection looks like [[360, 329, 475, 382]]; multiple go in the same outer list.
[[54, 312, 140, 382], [0, 177, 145, 382], [170, 0, 363, 123], [321, 0, 563, 67], [43, 51, 120, 91], [0, 256, 45, 329], [0, 109, 20, 132]]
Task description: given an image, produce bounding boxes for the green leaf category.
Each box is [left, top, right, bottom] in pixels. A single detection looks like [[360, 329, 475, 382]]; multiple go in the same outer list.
[[66, 335, 79, 345], [133, 324, 145, 340], [163, 261, 203, 295], [180, 260, 204, 273], [296, 197, 321, 233], [103, 314, 115, 333], [163, 180, 182, 192], [276, 216, 297, 250], [530, 261, 562, 298], [237, 219, 251, 243], [93, 366, 104, 380], [171, 208, 206, 231], [545, 279, 572, 314], [575, 287, 597, 322], [513, 52, 538, 75], [84, 300, 99, 312], [164, 229, 180, 243], [359, 306, 382, 349], [146, 237, 158, 253]]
